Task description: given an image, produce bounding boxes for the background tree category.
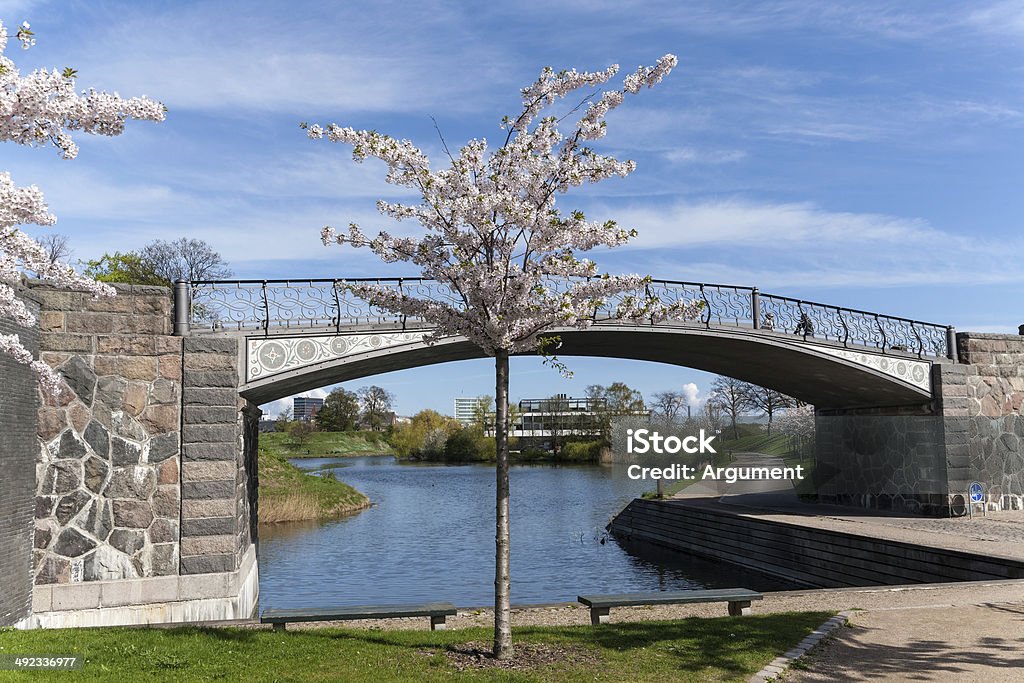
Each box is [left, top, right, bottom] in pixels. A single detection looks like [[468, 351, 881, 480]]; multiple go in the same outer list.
[[82, 251, 169, 286], [83, 238, 229, 290], [586, 382, 646, 438], [472, 395, 495, 432], [32, 233, 72, 272], [775, 402, 815, 462], [140, 237, 232, 294], [307, 54, 691, 657], [286, 419, 314, 448], [389, 409, 460, 458], [707, 376, 751, 440], [275, 407, 293, 432], [316, 387, 361, 431], [739, 382, 795, 435], [651, 389, 687, 424], [0, 20, 164, 392], [358, 385, 395, 431]]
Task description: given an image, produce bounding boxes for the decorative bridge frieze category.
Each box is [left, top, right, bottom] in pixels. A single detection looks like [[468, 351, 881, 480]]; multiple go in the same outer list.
[[245, 328, 935, 395], [248, 331, 430, 382], [806, 343, 932, 392]]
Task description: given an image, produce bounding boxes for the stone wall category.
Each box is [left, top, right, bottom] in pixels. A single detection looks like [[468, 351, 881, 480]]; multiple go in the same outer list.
[[28, 283, 182, 586], [0, 295, 40, 627], [948, 333, 1024, 510], [814, 333, 1024, 516], [9, 282, 259, 627]]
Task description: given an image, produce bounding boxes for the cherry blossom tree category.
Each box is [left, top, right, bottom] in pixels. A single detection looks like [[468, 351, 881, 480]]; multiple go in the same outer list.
[[0, 20, 164, 393], [307, 55, 699, 658]]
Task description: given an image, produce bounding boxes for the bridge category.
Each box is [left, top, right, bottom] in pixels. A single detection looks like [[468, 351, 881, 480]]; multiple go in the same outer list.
[[175, 278, 956, 410], [1, 277, 1021, 632]]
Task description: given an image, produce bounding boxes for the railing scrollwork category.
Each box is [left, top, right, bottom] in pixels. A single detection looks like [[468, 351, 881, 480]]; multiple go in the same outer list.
[[183, 277, 955, 361]]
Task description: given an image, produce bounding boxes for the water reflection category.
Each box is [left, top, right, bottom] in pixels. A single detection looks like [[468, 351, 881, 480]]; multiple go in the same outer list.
[[257, 455, 793, 609]]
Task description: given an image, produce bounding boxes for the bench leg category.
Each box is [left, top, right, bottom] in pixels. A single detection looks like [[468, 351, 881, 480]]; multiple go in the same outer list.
[[430, 615, 447, 631], [590, 607, 610, 625], [272, 622, 287, 632], [728, 600, 751, 616]]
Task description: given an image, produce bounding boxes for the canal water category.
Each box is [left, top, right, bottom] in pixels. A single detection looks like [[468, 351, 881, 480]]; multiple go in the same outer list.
[[258, 455, 793, 610]]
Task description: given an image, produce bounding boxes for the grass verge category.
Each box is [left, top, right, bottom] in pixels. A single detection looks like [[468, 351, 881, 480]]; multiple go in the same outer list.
[[259, 430, 393, 459], [257, 448, 369, 523], [0, 612, 834, 682]]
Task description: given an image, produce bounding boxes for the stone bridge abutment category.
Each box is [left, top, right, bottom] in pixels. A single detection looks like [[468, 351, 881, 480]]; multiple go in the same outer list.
[[3, 281, 258, 628]]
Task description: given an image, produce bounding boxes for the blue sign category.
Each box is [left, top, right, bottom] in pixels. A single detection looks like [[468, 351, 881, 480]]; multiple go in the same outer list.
[[969, 482, 984, 504]]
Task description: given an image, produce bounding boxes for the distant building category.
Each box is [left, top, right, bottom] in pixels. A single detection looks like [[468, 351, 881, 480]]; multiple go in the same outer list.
[[514, 394, 606, 438], [293, 396, 324, 422], [258, 419, 278, 433], [454, 396, 486, 426]]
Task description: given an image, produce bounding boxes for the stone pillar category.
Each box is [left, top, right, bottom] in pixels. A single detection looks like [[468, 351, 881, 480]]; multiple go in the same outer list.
[[944, 333, 1024, 510], [180, 337, 253, 574], [0, 294, 40, 626]]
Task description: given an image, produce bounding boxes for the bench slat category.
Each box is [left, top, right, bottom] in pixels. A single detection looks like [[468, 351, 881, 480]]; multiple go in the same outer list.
[[578, 589, 762, 609], [261, 602, 457, 624]]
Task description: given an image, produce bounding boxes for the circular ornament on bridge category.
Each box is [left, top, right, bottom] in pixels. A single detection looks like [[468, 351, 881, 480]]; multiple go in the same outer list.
[[295, 339, 319, 362], [330, 337, 350, 355], [879, 357, 890, 371], [912, 365, 926, 383], [368, 335, 382, 348], [896, 361, 907, 377], [258, 341, 287, 371]]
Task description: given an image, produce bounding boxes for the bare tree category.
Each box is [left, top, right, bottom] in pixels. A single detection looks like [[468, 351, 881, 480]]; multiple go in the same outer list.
[[707, 376, 751, 440], [33, 233, 73, 272], [739, 383, 795, 435], [651, 390, 687, 424], [140, 238, 232, 293]]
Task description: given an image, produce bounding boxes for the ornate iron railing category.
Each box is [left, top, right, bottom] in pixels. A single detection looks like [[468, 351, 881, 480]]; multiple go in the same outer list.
[[175, 278, 955, 360]]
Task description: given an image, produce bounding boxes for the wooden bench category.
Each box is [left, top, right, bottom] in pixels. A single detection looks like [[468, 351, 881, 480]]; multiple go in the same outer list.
[[261, 602, 458, 632], [577, 588, 763, 625]]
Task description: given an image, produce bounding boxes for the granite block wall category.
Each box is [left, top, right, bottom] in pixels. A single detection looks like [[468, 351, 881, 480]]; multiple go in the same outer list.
[[180, 336, 255, 575], [0, 295, 40, 626]]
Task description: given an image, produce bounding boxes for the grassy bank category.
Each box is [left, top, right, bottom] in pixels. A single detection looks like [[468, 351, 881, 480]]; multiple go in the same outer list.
[[0, 612, 833, 681], [257, 449, 369, 524], [645, 432, 815, 499], [260, 430, 393, 459]]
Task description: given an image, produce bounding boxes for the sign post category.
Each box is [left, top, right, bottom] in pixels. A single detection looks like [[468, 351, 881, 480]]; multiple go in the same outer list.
[[968, 482, 986, 519]]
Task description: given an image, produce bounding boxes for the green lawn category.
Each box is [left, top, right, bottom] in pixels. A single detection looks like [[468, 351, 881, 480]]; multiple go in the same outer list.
[[0, 612, 833, 682], [259, 430, 393, 459]]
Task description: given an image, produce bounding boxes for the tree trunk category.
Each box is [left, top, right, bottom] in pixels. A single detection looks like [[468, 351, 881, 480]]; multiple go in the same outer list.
[[493, 349, 513, 659]]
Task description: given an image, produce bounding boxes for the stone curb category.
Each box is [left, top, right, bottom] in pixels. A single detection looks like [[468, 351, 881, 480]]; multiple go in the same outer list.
[[747, 610, 854, 683]]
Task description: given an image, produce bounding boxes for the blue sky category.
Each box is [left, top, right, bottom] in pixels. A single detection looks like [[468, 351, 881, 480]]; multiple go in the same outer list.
[[4, 0, 1023, 417]]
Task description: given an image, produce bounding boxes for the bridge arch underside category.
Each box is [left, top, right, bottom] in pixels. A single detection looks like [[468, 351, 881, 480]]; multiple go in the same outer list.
[[239, 325, 936, 412]]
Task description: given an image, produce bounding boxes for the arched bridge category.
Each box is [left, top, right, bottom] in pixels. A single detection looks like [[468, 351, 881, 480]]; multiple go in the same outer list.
[[174, 278, 956, 411]]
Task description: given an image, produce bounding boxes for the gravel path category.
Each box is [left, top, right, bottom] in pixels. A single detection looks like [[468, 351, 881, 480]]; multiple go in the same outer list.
[[267, 578, 1024, 632]]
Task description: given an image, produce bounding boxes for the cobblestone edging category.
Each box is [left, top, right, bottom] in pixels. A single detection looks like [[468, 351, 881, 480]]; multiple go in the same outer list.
[[748, 610, 853, 683]]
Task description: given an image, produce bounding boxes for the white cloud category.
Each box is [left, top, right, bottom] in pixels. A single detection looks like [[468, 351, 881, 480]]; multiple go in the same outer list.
[[608, 199, 936, 249], [663, 147, 747, 164], [681, 382, 702, 408]]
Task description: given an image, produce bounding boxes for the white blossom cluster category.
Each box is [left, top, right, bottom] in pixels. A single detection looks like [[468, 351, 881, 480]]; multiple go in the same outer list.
[[310, 55, 700, 356], [0, 20, 164, 392], [775, 403, 816, 440]]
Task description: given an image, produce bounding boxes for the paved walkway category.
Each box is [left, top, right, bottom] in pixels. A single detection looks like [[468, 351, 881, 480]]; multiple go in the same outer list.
[[674, 451, 1024, 562], [787, 602, 1024, 682]]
